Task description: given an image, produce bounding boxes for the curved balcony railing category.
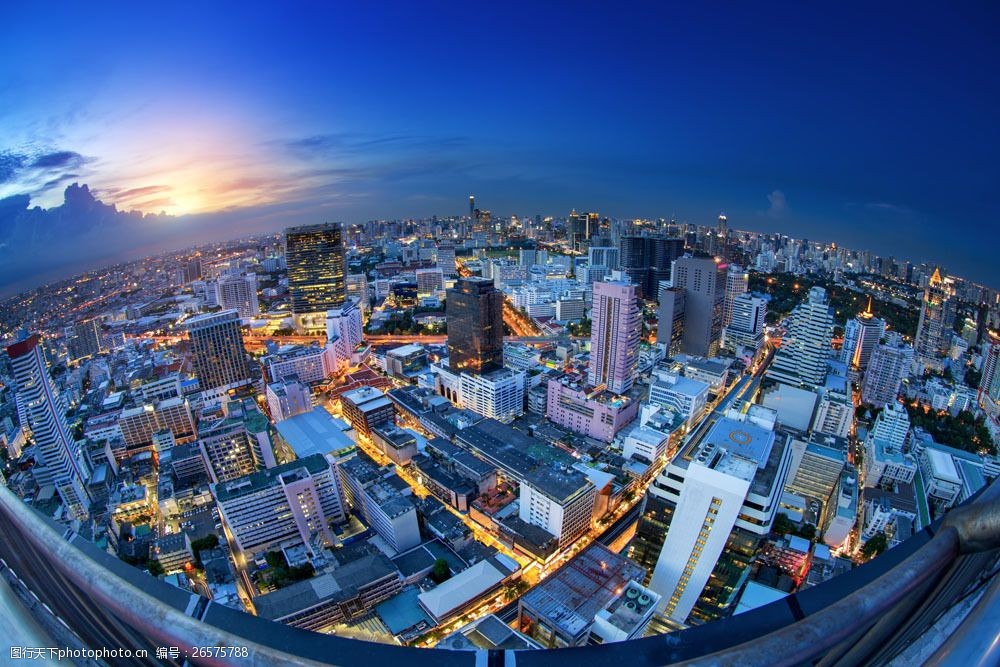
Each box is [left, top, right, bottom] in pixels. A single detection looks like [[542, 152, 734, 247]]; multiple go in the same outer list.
[[1, 477, 998, 666]]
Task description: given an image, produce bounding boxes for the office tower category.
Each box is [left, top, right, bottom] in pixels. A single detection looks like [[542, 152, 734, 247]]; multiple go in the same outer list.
[[861, 332, 913, 408], [672, 256, 727, 357], [215, 273, 260, 318], [518, 247, 536, 267], [863, 402, 915, 488], [587, 246, 620, 284], [213, 454, 347, 555], [326, 300, 364, 372], [183, 259, 202, 283], [436, 243, 457, 276], [185, 310, 252, 394], [978, 332, 1000, 420], [285, 222, 347, 331], [722, 265, 748, 327], [723, 293, 766, 354], [447, 277, 504, 374], [6, 335, 90, 520], [460, 368, 526, 423], [716, 213, 729, 258], [568, 210, 590, 249], [768, 287, 834, 388], [518, 467, 597, 548], [913, 268, 956, 372], [840, 298, 885, 372], [619, 235, 686, 300], [648, 407, 787, 622], [345, 272, 369, 312], [589, 277, 641, 394], [415, 267, 445, 296], [469, 195, 475, 219], [66, 318, 106, 361], [656, 288, 686, 356]]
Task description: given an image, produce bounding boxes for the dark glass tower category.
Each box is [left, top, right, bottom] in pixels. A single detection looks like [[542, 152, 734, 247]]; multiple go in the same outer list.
[[619, 234, 685, 299], [446, 277, 504, 374], [284, 222, 347, 315]]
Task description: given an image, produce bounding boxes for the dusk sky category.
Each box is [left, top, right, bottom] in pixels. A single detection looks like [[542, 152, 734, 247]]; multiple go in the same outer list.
[[1, 2, 998, 294]]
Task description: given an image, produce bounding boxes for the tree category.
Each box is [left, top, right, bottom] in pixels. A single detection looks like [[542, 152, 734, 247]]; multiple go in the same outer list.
[[861, 533, 888, 560], [430, 558, 451, 583], [147, 559, 165, 577]]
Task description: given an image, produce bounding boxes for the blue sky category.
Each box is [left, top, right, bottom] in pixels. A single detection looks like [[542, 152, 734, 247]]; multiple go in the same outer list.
[[1, 2, 998, 293]]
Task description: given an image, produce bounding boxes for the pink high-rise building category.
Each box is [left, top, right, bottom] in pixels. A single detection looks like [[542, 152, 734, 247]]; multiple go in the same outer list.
[[588, 277, 641, 394]]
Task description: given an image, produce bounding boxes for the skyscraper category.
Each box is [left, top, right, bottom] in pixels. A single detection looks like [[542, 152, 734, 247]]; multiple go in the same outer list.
[[722, 264, 748, 328], [185, 310, 253, 395], [723, 293, 767, 354], [767, 287, 834, 388], [977, 331, 1000, 417], [618, 235, 685, 300], [447, 277, 504, 374], [436, 243, 457, 276], [6, 335, 91, 520], [589, 276, 641, 394], [840, 298, 885, 372], [285, 223, 347, 332], [215, 273, 260, 319], [861, 332, 914, 407], [671, 256, 727, 357], [913, 268, 956, 372], [66, 317, 106, 362]]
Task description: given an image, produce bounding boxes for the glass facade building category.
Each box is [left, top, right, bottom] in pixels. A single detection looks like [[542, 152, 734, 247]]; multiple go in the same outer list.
[[446, 277, 504, 374], [284, 222, 347, 315]]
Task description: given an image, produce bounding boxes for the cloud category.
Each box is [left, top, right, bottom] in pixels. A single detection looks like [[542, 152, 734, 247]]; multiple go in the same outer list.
[[31, 150, 86, 169], [767, 189, 787, 217], [0, 152, 27, 183]]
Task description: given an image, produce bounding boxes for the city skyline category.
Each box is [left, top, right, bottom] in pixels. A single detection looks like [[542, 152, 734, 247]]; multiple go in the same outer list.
[[2, 4, 1000, 294]]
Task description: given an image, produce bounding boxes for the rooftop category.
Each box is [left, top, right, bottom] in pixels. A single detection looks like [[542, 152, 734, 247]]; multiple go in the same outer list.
[[213, 454, 328, 503], [520, 543, 645, 640], [273, 410, 350, 458]]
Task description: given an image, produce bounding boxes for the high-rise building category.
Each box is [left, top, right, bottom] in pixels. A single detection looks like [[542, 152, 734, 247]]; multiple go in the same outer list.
[[447, 277, 504, 374], [213, 454, 346, 555], [862, 333, 914, 407], [215, 273, 260, 319], [671, 256, 727, 357], [656, 288, 686, 356], [722, 265, 748, 328], [913, 268, 956, 372], [346, 273, 370, 312], [66, 318, 106, 362], [266, 378, 313, 422], [589, 277, 641, 394], [460, 368, 526, 423], [6, 335, 91, 520], [618, 235, 685, 300], [436, 243, 457, 276], [185, 310, 253, 395], [840, 298, 885, 372], [979, 331, 1000, 417], [285, 222, 347, 332], [587, 246, 620, 284], [199, 399, 274, 482], [647, 407, 787, 622], [415, 267, 445, 296], [767, 287, 834, 388], [723, 293, 766, 354]]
